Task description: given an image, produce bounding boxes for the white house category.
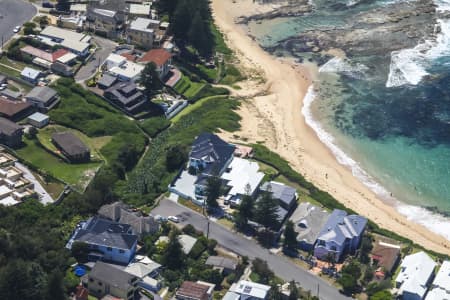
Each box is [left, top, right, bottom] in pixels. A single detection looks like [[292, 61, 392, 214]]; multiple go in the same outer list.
[[396, 251, 436, 300], [425, 261, 450, 300], [104, 53, 144, 82], [229, 280, 271, 300]]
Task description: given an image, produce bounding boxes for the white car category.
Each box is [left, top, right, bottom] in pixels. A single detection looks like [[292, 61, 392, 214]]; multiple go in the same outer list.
[[13, 26, 21, 33], [168, 216, 180, 223]]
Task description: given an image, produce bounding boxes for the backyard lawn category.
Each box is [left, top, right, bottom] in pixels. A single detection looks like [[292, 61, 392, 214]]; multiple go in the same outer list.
[[16, 137, 102, 192]]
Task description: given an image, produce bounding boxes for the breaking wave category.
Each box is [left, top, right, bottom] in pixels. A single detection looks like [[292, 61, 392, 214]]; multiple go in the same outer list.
[[319, 57, 369, 80]]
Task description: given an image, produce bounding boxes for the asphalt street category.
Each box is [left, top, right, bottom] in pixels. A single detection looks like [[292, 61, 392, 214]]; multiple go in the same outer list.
[[0, 0, 36, 49], [152, 199, 352, 300], [75, 36, 117, 82]]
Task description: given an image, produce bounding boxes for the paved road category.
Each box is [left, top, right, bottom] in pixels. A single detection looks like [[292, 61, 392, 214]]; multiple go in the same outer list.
[[75, 35, 117, 82], [0, 0, 36, 49], [152, 199, 352, 300]]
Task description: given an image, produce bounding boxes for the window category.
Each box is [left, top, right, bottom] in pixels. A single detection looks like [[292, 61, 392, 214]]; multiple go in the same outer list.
[[98, 282, 102, 286], [107, 247, 112, 251], [119, 249, 125, 253]]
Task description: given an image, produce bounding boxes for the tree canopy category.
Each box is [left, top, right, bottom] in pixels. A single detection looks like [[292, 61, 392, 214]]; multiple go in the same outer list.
[[283, 221, 298, 252], [139, 62, 162, 98], [254, 191, 279, 230]]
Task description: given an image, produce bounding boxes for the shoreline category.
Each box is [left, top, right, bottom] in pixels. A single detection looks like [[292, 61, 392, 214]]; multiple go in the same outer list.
[[211, 0, 450, 255]]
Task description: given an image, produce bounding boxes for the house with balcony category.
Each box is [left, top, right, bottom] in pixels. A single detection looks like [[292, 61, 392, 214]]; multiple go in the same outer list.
[[86, 6, 126, 39], [314, 209, 367, 262], [86, 261, 138, 300], [104, 81, 148, 115], [127, 18, 159, 50], [139, 48, 172, 79], [25, 86, 60, 112], [67, 216, 138, 265]]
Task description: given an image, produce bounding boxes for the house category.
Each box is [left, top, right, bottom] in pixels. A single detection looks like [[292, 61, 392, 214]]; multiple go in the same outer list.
[[105, 53, 144, 82], [314, 209, 367, 262], [139, 48, 172, 79], [27, 112, 49, 128], [51, 61, 74, 77], [21, 67, 41, 84], [189, 133, 235, 176], [104, 81, 147, 115], [179, 234, 198, 255], [229, 280, 271, 300], [289, 202, 330, 251], [67, 216, 138, 265], [370, 240, 401, 279], [128, 18, 158, 49], [52, 132, 90, 163], [20, 46, 69, 68], [0, 98, 33, 121], [0, 118, 23, 148], [128, 3, 151, 18], [426, 261, 450, 300], [97, 73, 118, 90], [176, 281, 214, 300], [220, 157, 264, 207], [98, 201, 159, 237], [0, 160, 36, 206], [0, 89, 22, 101], [25, 86, 60, 112], [86, 7, 125, 39], [205, 256, 238, 275], [259, 181, 297, 212], [395, 251, 436, 300], [86, 261, 138, 300], [124, 261, 162, 292], [40, 26, 91, 56]]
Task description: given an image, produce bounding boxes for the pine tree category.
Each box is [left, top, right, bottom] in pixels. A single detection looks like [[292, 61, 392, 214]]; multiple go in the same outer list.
[[206, 175, 222, 209], [139, 62, 162, 98], [235, 189, 254, 230], [254, 190, 279, 229], [172, 0, 191, 39], [288, 280, 300, 300], [283, 220, 298, 252], [163, 231, 186, 269], [45, 271, 65, 300]]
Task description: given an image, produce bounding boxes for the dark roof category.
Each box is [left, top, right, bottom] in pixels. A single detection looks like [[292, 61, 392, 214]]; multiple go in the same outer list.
[[105, 81, 144, 106], [26, 86, 58, 104], [52, 131, 89, 157], [176, 281, 209, 300], [260, 181, 296, 207], [139, 49, 172, 67], [73, 216, 137, 250], [89, 0, 128, 13], [89, 261, 136, 291], [0, 98, 32, 118], [97, 73, 118, 88], [190, 133, 235, 175], [371, 242, 400, 272], [0, 117, 21, 135], [205, 256, 237, 270]]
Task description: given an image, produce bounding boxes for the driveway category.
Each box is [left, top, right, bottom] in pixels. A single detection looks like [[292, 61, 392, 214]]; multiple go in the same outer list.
[[152, 199, 351, 300], [0, 0, 36, 49], [75, 35, 118, 82]]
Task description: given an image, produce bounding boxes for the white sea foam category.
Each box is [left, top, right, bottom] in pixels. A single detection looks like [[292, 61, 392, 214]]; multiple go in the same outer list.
[[301, 85, 450, 240], [386, 7, 450, 87], [319, 57, 369, 80]]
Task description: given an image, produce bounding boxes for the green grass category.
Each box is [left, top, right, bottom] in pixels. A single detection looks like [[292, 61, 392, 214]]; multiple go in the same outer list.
[[211, 22, 232, 55], [220, 64, 245, 85], [139, 117, 171, 138], [0, 56, 29, 71], [0, 64, 20, 77], [16, 137, 101, 191], [174, 75, 206, 100], [249, 272, 261, 283], [171, 95, 229, 123]]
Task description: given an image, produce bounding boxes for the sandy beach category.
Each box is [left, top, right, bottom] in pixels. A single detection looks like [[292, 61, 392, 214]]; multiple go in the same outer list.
[[211, 0, 450, 255]]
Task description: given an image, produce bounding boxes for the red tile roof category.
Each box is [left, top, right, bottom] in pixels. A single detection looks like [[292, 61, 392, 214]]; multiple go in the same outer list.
[[121, 53, 137, 62], [139, 48, 172, 67], [176, 281, 209, 300], [20, 46, 68, 63]]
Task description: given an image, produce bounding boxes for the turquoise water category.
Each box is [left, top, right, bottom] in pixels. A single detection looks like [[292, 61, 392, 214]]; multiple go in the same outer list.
[[248, 0, 450, 238]]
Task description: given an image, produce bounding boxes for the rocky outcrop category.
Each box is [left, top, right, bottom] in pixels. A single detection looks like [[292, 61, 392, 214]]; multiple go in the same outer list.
[[264, 0, 439, 57], [237, 0, 312, 24]]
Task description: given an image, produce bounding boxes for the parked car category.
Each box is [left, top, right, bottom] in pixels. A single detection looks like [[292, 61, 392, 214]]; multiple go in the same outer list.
[[42, 2, 55, 8], [168, 216, 180, 223], [13, 26, 21, 33], [155, 215, 167, 223]]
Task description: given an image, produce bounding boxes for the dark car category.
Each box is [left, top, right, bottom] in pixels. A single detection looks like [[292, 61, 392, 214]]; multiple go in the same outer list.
[[42, 2, 55, 8]]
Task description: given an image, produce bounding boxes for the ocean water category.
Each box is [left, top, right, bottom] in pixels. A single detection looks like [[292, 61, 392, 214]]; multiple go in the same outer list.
[[248, 0, 450, 239]]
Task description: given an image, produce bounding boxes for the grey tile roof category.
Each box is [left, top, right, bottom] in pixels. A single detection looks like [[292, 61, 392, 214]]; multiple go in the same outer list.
[[205, 256, 237, 271], [260, 181, 296, 208], [51, 131, 90, 157], [26, 86, 58, 104], [1, 88, 22, 100], [290, 203, 330, 246], [190, 133, 235, 175], [97, 74, 117, 88], [0, 118, 21, 135], [317, 209, 367, 246], [73, 216, 137, 250], [90, 261, 136, 291]]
